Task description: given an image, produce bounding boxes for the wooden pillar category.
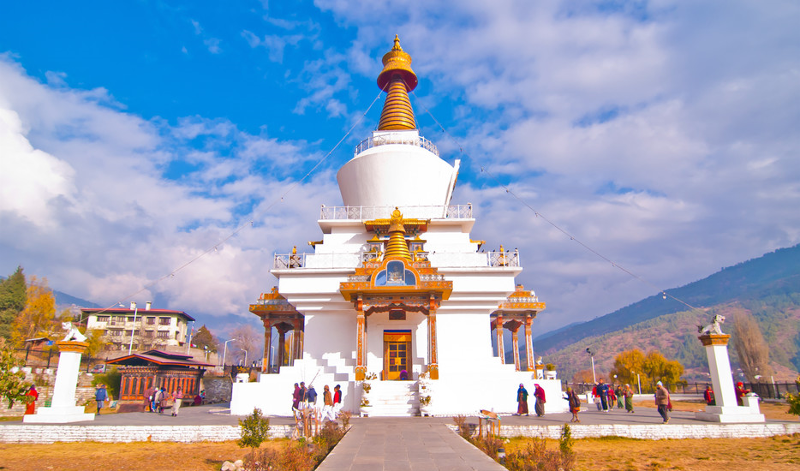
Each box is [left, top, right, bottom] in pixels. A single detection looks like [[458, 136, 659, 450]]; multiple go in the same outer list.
[[524, 316, 534, 371], [262, 318, 272, 373], [276, 324, 290, 369], [495, 314, 505, 364], [355, 296, 366, 381], [428, 312, 439, 379], [509, 321, 521, 372], [292, 317, 304, 362]]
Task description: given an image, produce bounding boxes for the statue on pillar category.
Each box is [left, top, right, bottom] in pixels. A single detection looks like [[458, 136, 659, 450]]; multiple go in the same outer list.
[[697, 314, 725, 336]]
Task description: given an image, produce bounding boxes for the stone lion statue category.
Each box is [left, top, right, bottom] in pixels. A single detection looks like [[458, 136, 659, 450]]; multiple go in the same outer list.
[[697, 314, 725, 335], [61, 321, 87, 342]]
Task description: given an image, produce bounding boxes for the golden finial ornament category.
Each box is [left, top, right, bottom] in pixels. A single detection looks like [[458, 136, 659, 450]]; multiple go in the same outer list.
[[384, 208, 412, 261], [377, 35, 418, 131]]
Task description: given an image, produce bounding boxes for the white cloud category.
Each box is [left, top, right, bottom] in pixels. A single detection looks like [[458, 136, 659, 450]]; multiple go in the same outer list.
[[0, 55, 337, 318]]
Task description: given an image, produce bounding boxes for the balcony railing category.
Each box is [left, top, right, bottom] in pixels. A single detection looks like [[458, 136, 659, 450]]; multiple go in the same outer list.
[[355, 134, 439, 157], [273, 248, 520, 270], [319, 204, 472, 221]]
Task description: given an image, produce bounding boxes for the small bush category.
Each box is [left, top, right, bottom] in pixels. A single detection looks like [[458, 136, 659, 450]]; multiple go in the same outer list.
[[453, 415, 471, 439], [91, 367, 121, 399], [238, 408, 270, 450], [786, 393, 800, 417], [337, 409, 351, 428]]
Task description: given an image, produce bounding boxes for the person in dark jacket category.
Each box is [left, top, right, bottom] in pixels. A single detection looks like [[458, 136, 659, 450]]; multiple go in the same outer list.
[[95, 384, 108, 414], [596, 379, 610, 412], [516, 383, 529, 416]]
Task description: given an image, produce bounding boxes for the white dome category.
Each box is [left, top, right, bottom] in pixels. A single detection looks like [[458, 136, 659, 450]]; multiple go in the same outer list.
[[336, 130, 457, 214]]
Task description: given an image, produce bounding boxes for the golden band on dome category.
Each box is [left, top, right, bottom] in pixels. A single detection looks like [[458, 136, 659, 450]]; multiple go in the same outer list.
[[377, 35, 418, 131]]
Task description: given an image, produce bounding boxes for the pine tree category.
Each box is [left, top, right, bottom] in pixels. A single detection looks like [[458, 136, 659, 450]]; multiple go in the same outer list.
[[0, 267, 27, 341], [11, 276, 57, 347], [192, 325, 218, 353]]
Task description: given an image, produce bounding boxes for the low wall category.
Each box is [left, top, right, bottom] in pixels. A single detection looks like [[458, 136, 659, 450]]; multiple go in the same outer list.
[[447, 423, 800, 440], [0, 425, 294, 444]]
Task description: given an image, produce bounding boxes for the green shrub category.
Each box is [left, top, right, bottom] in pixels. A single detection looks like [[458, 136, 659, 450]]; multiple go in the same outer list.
[[786, 393, 800, 417], [238, 408, 270, 450], [91, 367, 121, 399]]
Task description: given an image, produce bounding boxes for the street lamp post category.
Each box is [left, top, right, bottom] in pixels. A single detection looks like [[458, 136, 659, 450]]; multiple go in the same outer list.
[[242, 349, 248, 367], [128, 302, 139, 355], [586, 348, 596, 383], [222, 338, 238, 367]]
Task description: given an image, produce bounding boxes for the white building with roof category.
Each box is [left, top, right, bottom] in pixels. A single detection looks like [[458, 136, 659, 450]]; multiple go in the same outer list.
[[82, 303, 194, 351], [231, 36, 565, 417]]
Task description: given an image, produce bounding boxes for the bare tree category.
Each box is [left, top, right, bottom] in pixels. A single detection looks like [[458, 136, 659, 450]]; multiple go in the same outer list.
[[230, 324, 262, 367], [732, 309, 771, 382]]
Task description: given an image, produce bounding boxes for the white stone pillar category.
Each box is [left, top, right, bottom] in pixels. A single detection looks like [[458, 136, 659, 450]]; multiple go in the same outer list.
[[24, 341, 96, 423], [694, 334, 764, 423]]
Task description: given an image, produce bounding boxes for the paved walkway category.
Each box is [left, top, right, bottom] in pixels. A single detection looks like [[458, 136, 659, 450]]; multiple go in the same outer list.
[[318, 418, 505, 471]]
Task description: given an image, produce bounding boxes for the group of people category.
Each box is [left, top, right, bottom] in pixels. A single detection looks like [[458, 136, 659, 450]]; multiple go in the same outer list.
[[589, 379, 636, 414], [142, 386, 195, 416], [515, 383, 547, 417], [292, 382, 343, 423]]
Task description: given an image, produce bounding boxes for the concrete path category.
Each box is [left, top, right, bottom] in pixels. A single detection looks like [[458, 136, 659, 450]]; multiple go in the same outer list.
[[318, 418, 505, 471]]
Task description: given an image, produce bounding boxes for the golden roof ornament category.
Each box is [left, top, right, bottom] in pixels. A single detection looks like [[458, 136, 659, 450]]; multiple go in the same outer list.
[[384, 208, 412, 261], [377, 35, 418, 131]]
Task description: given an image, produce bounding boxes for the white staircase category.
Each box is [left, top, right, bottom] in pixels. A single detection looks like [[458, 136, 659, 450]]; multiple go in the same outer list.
[[367, 381, 420, 416]]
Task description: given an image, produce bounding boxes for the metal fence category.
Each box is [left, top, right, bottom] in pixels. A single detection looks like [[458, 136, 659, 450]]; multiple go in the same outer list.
[[565, 380, 800, 399], [14, 347, 110, 373]]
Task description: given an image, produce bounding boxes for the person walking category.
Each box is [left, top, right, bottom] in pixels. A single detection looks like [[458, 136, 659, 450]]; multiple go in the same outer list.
[[144, 385, 156, 412], [596, 379, 610, 412], [292, 383, 301, 412], [322, 385, 335, 422], [615, 385, 624, 409], [24, 385, 38, 415], [95, 384, 108, 414], [333, 384, 343, 418], [306, 385, 318, 416], [516, 383, 529, 416], [624, 384, 635, 413], [607, 386, 616, 412], [533, 384, 546, 417], [565, 387, 581, 423], [655, 381, 670, 424], [704, 386, 715, 406], [172, 387, 183, 416]]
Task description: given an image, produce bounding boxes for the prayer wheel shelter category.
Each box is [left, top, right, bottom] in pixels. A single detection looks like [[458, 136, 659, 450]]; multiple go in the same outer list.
[[106, 349, 212, 402]]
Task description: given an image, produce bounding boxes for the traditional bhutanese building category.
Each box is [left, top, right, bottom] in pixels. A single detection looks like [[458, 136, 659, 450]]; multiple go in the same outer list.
[[232, 36, 563, 416]]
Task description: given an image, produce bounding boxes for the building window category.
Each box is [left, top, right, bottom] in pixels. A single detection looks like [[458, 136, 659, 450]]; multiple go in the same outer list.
[[127, 316, 136, 322], [159, 317, 171, 326], [157, 331, 170, 339], [144, 331, 154, 338], [110, 330, 123, 337], [146, 317, 156, 325], [96, 316, 109, 323]]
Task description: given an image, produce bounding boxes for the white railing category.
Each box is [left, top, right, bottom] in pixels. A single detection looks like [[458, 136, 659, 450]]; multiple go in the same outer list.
[[319, 204, 472, 220], [274, 248, 521, 270], [273, 252, 361, 269], [355, 134, 439, 157]]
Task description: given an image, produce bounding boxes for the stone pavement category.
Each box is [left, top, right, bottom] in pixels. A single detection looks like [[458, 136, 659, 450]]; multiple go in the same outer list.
[[318, 418, 505, 471]]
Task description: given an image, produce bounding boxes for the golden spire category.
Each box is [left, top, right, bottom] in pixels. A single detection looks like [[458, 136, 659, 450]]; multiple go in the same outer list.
[[377, 35, 418, 131], [383, 208, 412, 261]]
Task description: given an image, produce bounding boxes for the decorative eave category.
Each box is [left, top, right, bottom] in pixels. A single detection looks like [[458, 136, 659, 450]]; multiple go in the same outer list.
[[492, 284, 546, 316], [249, 287, 301, 318], [340, 257, 452, 302]]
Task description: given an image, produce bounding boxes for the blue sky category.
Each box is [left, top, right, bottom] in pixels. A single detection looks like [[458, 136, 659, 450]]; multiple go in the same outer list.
[[1, 1, 799, 344]]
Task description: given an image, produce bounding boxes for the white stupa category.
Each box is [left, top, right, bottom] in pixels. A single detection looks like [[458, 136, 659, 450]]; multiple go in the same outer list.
[[231, 36, 563, 416]]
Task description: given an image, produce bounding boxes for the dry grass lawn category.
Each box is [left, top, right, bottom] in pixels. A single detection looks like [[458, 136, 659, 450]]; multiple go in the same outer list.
[[506, 434, 800, 471], [0, 440, 282, 471]]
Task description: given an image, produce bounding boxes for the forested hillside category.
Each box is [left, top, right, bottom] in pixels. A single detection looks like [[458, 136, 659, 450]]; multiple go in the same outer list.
[[539, 244, 800, 382], [536, 244, 800, 354]]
